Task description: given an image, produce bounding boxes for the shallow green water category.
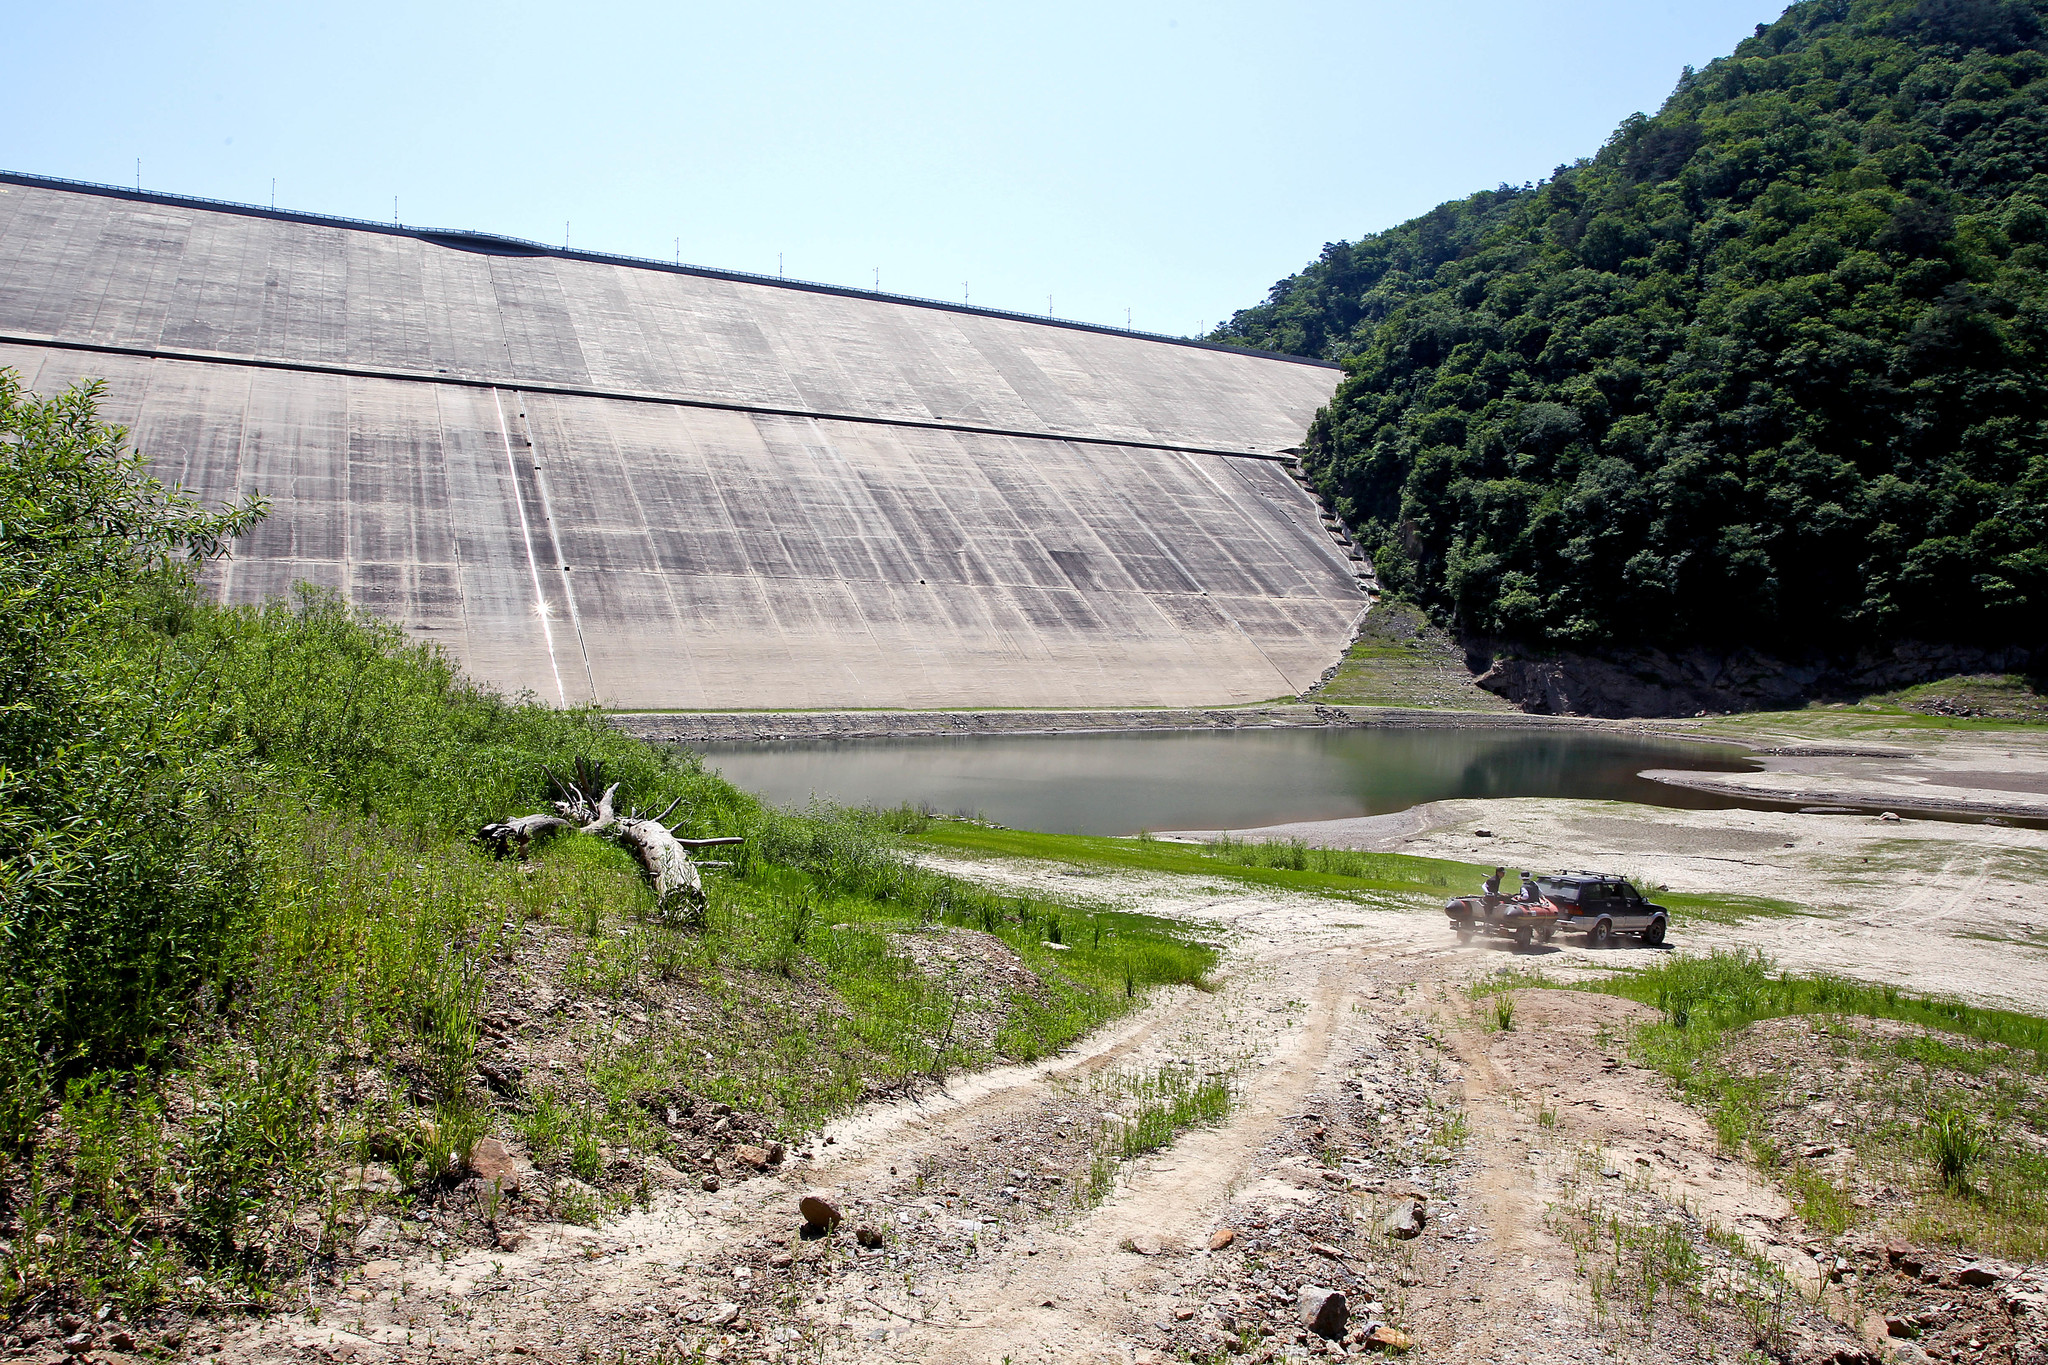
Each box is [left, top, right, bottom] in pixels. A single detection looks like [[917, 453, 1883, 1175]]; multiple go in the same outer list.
[[694, 728, 1758, 836]]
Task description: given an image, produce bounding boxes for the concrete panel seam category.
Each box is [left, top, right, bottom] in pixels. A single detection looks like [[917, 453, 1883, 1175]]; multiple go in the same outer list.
[[0, 332, 1307, 464]]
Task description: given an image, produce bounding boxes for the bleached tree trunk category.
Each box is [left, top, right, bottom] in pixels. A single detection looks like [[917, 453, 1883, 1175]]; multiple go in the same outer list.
[[487, 763, 744, 928], [477, 813, 573, 858]]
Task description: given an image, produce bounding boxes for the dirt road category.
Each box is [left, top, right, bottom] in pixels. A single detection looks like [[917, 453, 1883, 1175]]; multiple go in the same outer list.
[[211, 873, 1883, 1365]]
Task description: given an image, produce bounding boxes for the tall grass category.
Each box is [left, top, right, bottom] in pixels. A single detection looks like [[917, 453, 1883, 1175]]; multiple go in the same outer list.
[[1589, 950, 2048, 1060], [1206, 834, 1452, 884]]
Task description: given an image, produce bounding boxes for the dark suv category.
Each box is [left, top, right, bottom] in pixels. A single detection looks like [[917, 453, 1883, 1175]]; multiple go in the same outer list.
[[1535, 873, 1669, 948]]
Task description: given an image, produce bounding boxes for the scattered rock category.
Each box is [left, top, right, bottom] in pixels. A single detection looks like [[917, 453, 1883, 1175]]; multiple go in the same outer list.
[[1208, 1228, 1237, 1251], [496, 1229, 529, 1252], [1297, 1285, 1348, 1339], [1383, 1199, 1427, 1240], [1957, 1263, 2004, 1287], [1174, 1307, 1195, 1321], [468, 1138, 524, 1192], [1884, 1316, 1917, 1338], [708, 1303, 740, 1327], [799, 1194, 843, 1231], [856, 1226, 884, 1249], [344, 1163, 401, 1195], [1122, 1233, 1163, 1257], [1367, 1324, 1413, 1352], [104, 1328, 135, 1351], [701, 1174, 721, 1192], [734, 1144, 773, 1171], [356, 1216, 400, 1250], [769, 1250, 794, 1269], [1310, 1242, 1347, 1261]]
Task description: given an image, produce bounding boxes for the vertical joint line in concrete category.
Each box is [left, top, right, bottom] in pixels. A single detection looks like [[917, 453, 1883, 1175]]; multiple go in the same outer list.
[[516, 397, 598, 706], [493, 388, 568, 707]]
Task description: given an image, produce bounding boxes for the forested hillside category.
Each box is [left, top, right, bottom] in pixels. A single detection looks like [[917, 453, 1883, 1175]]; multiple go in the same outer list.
[[1218, 0, 2048, 657]]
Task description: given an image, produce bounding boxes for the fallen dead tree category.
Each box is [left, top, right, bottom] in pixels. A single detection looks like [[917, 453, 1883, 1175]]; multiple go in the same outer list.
[[481, 759, 743, 927]]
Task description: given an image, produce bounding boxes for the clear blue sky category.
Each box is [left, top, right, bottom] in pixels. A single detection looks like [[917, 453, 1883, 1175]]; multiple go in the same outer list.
[[4, 1, 1780, 337]]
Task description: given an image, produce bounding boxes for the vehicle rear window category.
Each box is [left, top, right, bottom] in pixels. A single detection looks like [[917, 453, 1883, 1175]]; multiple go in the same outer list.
[[1536, 879, 1579, 901]]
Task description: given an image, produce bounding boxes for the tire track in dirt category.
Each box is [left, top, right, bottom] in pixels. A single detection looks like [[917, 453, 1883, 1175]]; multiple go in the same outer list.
[[210, 872, 1883, 1365]]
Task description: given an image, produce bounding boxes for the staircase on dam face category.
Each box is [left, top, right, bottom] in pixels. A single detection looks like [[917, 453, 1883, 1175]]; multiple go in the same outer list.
[[0, 171, 1370, 711]]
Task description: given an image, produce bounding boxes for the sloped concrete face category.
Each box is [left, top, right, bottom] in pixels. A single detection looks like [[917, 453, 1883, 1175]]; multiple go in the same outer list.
[[0, 176, 1362, 709]]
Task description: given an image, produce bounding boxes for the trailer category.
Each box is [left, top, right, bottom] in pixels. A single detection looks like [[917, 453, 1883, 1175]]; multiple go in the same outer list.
[[1441, 892, 1562, 950]]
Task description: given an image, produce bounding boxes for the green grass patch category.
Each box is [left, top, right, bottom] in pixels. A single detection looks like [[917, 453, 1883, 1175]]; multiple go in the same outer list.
[[909, 822, 1480, 902], [1557, 950, 2048, 1261], [1583, 951, 2048, 1059], [1652, 890, 1810, 926]]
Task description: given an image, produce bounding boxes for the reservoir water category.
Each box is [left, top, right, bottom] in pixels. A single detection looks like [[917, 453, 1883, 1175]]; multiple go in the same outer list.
[[693, 729, 1759, 836]]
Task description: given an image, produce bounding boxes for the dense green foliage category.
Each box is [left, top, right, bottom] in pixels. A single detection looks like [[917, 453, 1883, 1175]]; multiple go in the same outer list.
[[0, 376, 1213, 1317], [1217, 0, 2048, 654]]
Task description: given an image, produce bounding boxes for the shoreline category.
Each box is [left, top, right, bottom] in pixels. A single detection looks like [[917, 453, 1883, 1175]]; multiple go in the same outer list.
[[609, 703, 1704, 744], [612, 706, 2048, 824]]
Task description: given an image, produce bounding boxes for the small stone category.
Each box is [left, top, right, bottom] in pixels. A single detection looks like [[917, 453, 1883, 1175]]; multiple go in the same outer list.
[[345, 1162, 401, 1195], [799, 1194, 843, 1230], [1383, 1199, 1427, 1240], [709, 1303, 741, 1326], [702, 1174, 721, 1192], [496, 1229, 529, 1251], [1885, 1316, 1916, 1338], [468, 1138, 524, 1192], [1367, 1324, 1413, 1351], [1957, 1263, 2002, 1287], [769, 1250, 794, 1268], [61, 1333, 93, 1352], [1297, 1285, 1348, 1339], [1208, 1227, 1237, 1251], [1310, 1242, 1347, 1260], [1175, 1307, 1195, 1320], [356, 1215, 400, 1250], [1123, 1233, 1162, 1256], [734, 1144, 772, 1171], [856, 1226, 884, 1249]]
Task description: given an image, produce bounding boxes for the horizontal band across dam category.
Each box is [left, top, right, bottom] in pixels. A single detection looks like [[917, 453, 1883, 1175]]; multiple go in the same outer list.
[[0, 174, 1363, 709]]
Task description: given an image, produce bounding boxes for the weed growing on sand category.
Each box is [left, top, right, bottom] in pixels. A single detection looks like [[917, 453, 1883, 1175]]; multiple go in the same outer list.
[[1569, 949, 2048, 1263], [1069, 1064, 1235, 1207], [1492, 995, 1517, 1032], [1927, 1105, 1986, 1192], [1547, 1146, 1791, 1345], [1465, 967, 1558, 999]]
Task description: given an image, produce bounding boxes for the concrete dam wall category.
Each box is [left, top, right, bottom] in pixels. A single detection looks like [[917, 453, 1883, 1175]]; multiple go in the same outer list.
[[0, 173, 1364, 709]]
